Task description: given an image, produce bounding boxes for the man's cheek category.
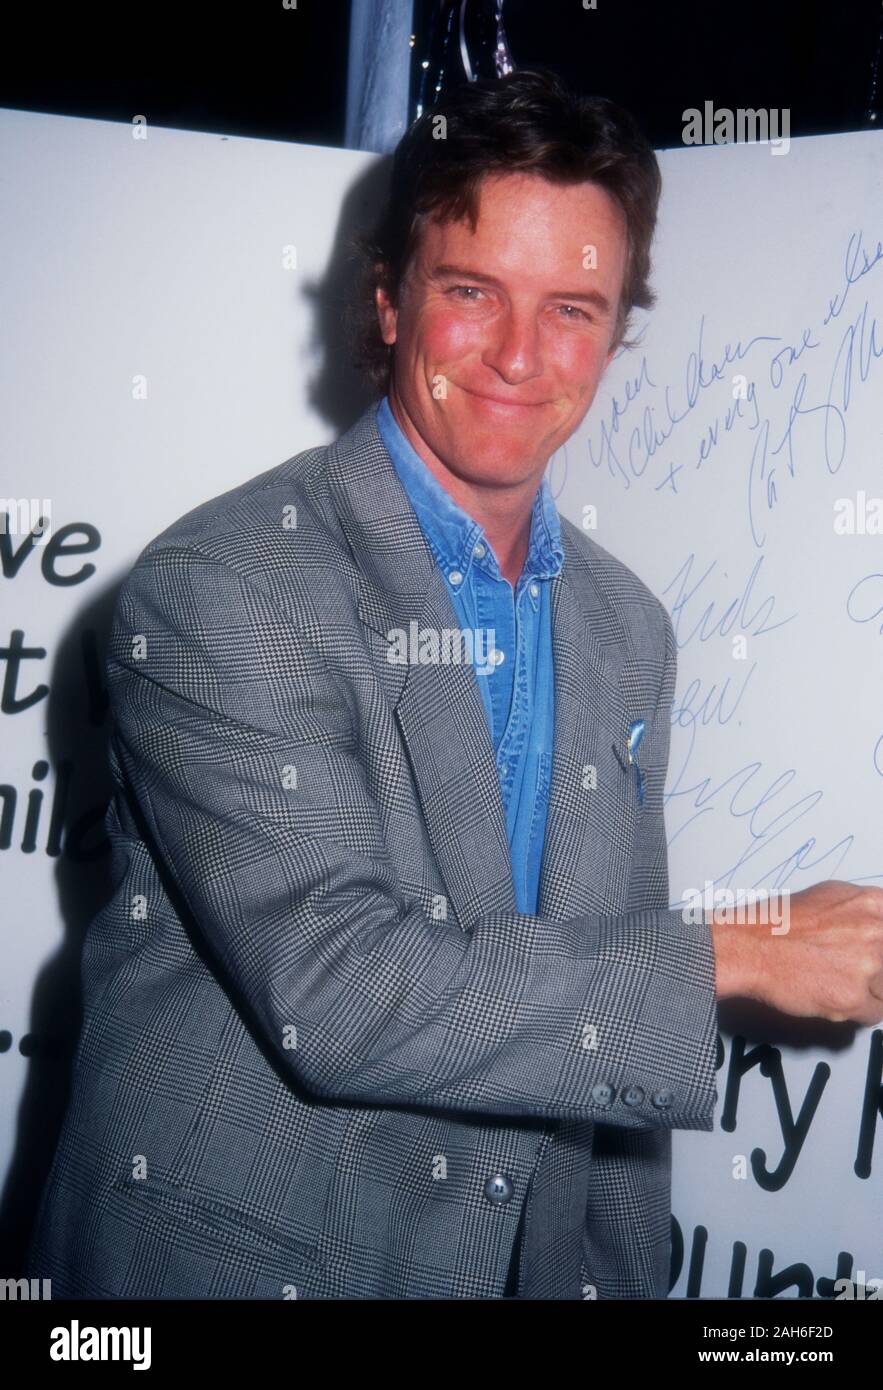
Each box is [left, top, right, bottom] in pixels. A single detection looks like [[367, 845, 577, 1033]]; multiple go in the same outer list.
[[425, 314, 485, 364], [564, 339, 605, 378]]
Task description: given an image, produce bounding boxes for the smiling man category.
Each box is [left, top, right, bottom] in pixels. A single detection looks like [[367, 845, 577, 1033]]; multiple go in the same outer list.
[[372, 171, 626, 588], [26, 67, 883, 1303]]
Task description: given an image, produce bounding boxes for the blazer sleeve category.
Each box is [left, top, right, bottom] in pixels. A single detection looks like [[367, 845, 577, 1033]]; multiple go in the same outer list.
[[107, 544, 719, 1132]]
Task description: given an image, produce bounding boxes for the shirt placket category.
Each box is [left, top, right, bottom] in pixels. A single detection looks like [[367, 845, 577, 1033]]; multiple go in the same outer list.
[[496, 577, 535, 821], [474, 566, 508, 752]]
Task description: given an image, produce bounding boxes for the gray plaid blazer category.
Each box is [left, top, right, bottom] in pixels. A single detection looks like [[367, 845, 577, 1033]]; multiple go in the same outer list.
[[26, 399, 719, 1300]]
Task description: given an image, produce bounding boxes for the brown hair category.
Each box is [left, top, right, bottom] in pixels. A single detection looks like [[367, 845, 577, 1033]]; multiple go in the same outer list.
[[345, 67, 662, 398]]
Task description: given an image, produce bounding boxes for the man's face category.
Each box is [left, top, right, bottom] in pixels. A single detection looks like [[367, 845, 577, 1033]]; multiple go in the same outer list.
[[375, 171, 629, 489]]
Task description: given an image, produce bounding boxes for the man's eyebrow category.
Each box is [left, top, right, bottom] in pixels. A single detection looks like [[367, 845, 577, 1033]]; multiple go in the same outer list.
[[430, 263, 612, 315]]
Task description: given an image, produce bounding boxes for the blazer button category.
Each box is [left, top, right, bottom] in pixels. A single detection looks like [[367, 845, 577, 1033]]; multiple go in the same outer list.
[[651, 1089, 675, 1108], [622, 1085, 645, 1106], [484, 1174, 515, 1205], [590, 1082, 615, 1108]]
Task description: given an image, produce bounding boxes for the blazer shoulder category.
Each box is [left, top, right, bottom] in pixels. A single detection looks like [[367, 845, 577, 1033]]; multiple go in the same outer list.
[[133, 440, 333, 564], [115, 436, 362, 636], [559, 513, 673, 663]]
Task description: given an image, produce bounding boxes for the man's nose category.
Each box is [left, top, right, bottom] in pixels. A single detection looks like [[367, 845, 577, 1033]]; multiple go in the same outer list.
[[482, 307, 544, 383]]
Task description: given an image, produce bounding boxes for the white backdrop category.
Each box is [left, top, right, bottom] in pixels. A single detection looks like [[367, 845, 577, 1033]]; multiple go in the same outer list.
[[552, 129, 883, 1296], [1, 108, 881, 1295]]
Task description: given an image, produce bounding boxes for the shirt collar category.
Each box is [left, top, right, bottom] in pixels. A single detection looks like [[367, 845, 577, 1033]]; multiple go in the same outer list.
[[376, 394, 564, 585]]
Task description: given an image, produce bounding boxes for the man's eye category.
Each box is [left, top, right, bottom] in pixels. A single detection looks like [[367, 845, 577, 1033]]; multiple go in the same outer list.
[[447, 288, 589, 319]]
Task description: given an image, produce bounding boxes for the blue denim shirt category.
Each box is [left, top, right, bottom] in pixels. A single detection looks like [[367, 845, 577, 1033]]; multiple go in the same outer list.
[[377, 395, 564, 913]]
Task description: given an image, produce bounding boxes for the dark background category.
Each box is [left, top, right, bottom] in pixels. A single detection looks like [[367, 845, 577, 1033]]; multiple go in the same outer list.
[[2, 0, 881, 149]]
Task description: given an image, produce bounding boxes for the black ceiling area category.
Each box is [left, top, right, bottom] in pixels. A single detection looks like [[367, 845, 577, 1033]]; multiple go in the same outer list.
[[1, 0, 880, 148]]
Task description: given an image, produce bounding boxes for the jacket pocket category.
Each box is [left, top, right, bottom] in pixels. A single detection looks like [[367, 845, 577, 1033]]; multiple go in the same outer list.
[[110, 1176, 324, 1266]]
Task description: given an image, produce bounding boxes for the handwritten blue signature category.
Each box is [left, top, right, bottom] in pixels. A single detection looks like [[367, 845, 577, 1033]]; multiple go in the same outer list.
[[570, 229, 882, 552]]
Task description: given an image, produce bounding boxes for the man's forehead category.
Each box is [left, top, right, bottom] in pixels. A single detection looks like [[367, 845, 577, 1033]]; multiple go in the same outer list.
[[417, 176, 625, 249], [411, 177, 627, 282]]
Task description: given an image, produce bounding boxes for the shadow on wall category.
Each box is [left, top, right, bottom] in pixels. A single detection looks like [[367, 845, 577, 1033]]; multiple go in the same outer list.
[[1, 583, 118, 1274], [0, 149, 392, 1274], [302, 153, 392, 434]]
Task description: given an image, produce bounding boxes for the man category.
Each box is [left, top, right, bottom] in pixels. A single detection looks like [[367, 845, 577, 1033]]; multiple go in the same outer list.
[[26, 69, 883, 1301]]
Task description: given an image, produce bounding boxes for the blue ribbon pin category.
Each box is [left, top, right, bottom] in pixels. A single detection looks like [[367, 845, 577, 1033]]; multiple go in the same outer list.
[[613, 719, 646, 807]]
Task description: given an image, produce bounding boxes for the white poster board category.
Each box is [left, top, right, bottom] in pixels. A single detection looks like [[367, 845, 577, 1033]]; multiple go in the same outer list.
[[2, 108, 880, 1296]]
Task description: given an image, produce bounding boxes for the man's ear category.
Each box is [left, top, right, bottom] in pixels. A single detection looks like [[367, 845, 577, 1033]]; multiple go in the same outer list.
[[604, 309, 625, 368], [604, 328, 622, 369], [374, 275, 398, 347]]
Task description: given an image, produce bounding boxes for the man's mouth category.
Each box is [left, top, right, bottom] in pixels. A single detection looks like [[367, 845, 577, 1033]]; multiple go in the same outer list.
[[460, 385, 548, 413]]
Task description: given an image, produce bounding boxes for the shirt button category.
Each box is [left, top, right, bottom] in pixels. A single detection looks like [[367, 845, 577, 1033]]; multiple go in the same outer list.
[[529, 582, 539, 598], [500, 763, 509, 778], [448, 570, 463, 586], [473, 541, 486, 558], [491, 648, 505, 666], [484, 1174, 515, 1205]]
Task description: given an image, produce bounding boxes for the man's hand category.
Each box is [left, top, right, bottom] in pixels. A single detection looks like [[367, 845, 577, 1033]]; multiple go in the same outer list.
[[712, 881, 883, 1024]]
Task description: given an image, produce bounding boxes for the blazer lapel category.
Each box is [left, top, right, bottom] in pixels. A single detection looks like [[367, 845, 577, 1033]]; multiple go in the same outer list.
[[536, 536, 639, 921], [327, 403, 515, 929], [326, 401, 642, 931]]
